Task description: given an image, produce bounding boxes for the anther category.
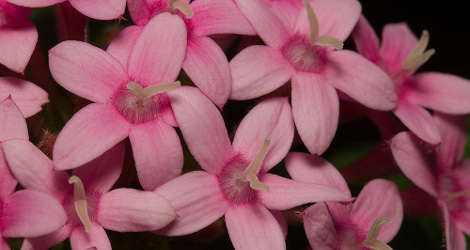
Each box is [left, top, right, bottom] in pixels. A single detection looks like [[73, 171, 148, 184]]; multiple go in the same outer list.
[[402, 30, 435, 71], [362, 217, 393, 250], [167, 0, 194, 19], [241, 137, 271, 191], [69, 176, 92, 232], [302, 1, 343, 50]]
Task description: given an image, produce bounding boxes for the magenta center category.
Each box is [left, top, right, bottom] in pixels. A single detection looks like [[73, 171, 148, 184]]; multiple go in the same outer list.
[[281, 34, 328, 73], [62, 187, 101, 229], [112, 83, 160, 124]]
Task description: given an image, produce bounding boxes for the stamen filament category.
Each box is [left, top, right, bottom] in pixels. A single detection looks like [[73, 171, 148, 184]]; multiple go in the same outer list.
[[69, 176, 92, 232], [315, 35, 343, 50], [143, 81, 181, 99], [402, 30, 434, 71], [302, 0, 319, 45], [363, 217, 392, 250], [241, 137, 271, 191], [126, 81, 144, 99], [448, 189, 470, 199], [168, 0, 194, 19]]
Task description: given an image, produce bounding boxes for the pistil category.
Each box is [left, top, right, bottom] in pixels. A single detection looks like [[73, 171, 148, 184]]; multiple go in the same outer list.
[[167, 0, 194, 19], [401, 30, 435, 71], [362, 217, 393, 250], [126, 81, 181, 100], [302, 1, 343, 50], [69, 176, 91, 232], [241, 137, 271, 191]]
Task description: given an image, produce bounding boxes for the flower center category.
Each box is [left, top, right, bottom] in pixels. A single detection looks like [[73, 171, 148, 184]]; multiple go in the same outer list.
[[167, 0, 194, 19], [67, 176, 99, 232], [362, 217, 392, 250], [112, 81, 180, 124]]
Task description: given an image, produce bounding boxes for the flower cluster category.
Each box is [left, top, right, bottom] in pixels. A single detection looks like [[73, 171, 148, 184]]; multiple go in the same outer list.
[[0, 0, 469, 249]]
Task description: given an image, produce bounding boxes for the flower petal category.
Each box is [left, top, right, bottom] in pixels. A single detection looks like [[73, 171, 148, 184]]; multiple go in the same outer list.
[[440, 201, 467, 250], [352, 15, 380, 63], [230, 45, 295, 100], [49, 40, 127, 103], [52, 103, 131, 170], [4, 0, 65, 7], [106, 25, 143, 69], [127, 0, 157, 26], [271, 210, 287, 239], [0, 77, 49, 118], [0, 149, 17, 200], [70, 223, 111, 250], [291, 72, 339, 155], [0, 21, 37, 73], [68, 0, 126, 20], [225, 203, 286, 250], [434, 112, 467, 171], [0, 97, 28, 141], [302, 202, 338, 250], [21, 225, 72, 250]]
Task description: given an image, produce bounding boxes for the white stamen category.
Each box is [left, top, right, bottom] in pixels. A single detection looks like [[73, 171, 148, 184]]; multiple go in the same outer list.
[[241, 137, 271, 191], [126, 81, 181, 100], [363, 217, 393, 250], [448, 189, 470, 199], [168, 0, 194, 19], [126, 82, 144, 99], [69, 176, 92, 232], [402, 30, 435, 71], [315, 35, 343, 50]]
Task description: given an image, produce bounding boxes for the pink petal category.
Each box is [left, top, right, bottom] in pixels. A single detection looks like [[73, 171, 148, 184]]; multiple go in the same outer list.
[[434, 113, 467, 170], [183, 37, 231, 109], [2, 190, 67, 238], [98, 189, 176, 232], [225, 203, 286, 250], [440, 201, 467, 250], [271, 210, 287, 239], [234, 0, 291, 48], [285, 152, 350, 196], [106, 25, 143, 69], [127, 0, 159, 26], [302, 202, 338, 249], [0, 97, 28, 141], [155, 171, 230, 236], [0, 21, 37, 73], [70, 223, 111, 250], [72, 141, 125, 193], [49, 40, 128, 103], [393, 100, 441, 146], [191, 0, 255, 36], [259, 174, 351, 210], [325, 50, 397, 111], [52, 103, 131, 170], [0, 77, 49, 118], [129, 120, 183, 191], [4, 0, 65, 7], [0, 149, 17, 200], [352, 15, 380, 63], [230, 45, 295, 100], [168, 86, 233, 174], [232, 97, 294, 172], [291, 72, 339, 155], [22, 225, 72, 250], [128, 13, 187, 87], [68, 0, 125, 20], [390, 132, 439, 197], [2, 139, 69, 201], [406, 72, 470, 114], [268, 0, 303, 28]]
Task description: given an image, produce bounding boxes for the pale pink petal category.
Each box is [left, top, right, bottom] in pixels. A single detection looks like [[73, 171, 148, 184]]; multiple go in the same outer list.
[[49, 41, 128, 103], [98, 189, 176, 232], [0, 149, 17, 200], [106, 25, 143, 69], [230, 45, 295, 100], [72, 141, 125, 193], [183, 36, 231, 109], [390, 132, 439, 197], [285, 152, 350, 196], [168, 87, 233, 174], [2, 139, 69, 201], [259, 174, 351, 210], [440, 201, 467, 250], [225, 203, 285, 250], [128, 13, 187, 86], [127, 0, 161, 26], [4, 0, 65, 8], [393, 100, 441, 146], [22, 225, 72, 250], [0, 21, 37, 73], [434, 113, 467, 170], [232, 97, 294, 171], [129, 120, 183, 191], [191, 0, 255, 36], [406, 72, 470, 114], [155, 171, 230, 236], [0, 77, 48, 118], [271, 210, 287, 239], [379, 23, 418, 76], [268, 0, 303, 28], [69, 0, 125, 20], [0, 97, 28, 141], [352, 15, 380, 63], [302, 202, 338, 250], [234, 0, 291, 48], [325, 50, 397, 111], [52, 103, 131, 170], [2, 190, 67, 238], [70, 223, 111, 250], [291, 72, 339, 155]]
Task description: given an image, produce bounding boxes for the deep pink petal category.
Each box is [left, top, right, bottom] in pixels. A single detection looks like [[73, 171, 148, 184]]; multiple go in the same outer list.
[[302, 202, 338, 249], [98, 189, 176, 232], [70, 223, 111, 250], [285, 152, 350, 196], [259, 174, 351, 210], [52, 103, 131, 170], [291, 72, 339, 155], [0, 77, 49, 118], [230, 45, 295, 100], [168, 86, 233, 174], [406, 72, 470, 114], [390, 132, 439, 197], [440, 201, 467, 250], [49, 41, 128, 103], [393, 100, 441, 146], [183, 37, 231, 109], [4, 0, 65, 7], [0, 21, 37, 73], [155, 171, 230, 236], [106, 25, 143, 69], [68, 0, 125, 20], [0, 97, 28, 141], [128, 13, 187, 86], [352, 15, 380, 63], [22, 225, 72, 250], [72, 141, 125, 193], [0, 149, 17, 200], [225, 203, 285, 250], [127, 0, 161, 26], [129, 120, 183, 191], [232, 97, 294, 171], [434, 113, 467, 171], [325, 50, 397, 111], [2, 190, 67, 238]]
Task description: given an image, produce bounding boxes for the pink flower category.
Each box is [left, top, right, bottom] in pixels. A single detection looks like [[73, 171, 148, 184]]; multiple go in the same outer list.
[[6, 0, 125, 20], [390, 113, 469, 250], [153, 87, 351, 249], [49, 13, 186, 190], [231, 0, 396, 155], [0, 77, 49, 117], [0, 97, 67, 249], [3, 140, 176, 249], [0, 0, 37, 73], [353, 16, 470, 146]]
